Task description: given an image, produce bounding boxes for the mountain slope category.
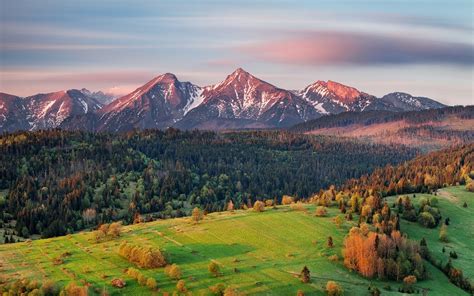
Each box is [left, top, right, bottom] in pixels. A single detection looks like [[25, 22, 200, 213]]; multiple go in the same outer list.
[[94, 73, 201, 132], [0, 90, 102, 132], [175, 68, 322, 129], [366, 92, 447, 111], [290, 106, 474, 150], [2, 69, 450, 132], [298, 80, 377, 114]]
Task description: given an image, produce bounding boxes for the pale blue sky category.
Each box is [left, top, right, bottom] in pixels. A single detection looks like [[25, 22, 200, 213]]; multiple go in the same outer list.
[[0, 0, 472, 105]]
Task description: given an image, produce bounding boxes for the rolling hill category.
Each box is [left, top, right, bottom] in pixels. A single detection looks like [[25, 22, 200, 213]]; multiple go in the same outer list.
[[0, 186, 471, 295]]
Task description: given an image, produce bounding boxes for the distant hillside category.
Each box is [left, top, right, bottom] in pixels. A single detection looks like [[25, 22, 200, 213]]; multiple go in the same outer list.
[[289, 106, 474, 151]]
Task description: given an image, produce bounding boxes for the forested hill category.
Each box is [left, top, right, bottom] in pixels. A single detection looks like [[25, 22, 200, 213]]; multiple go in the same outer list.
[[341, 142, 474, 195], [289, 105, 473, 132], [288, 106, 474, 151], [0, 129, 416, 239]]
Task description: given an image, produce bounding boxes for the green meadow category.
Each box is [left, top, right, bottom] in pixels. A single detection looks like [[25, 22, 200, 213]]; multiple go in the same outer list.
[[0, 187, 472, 295]]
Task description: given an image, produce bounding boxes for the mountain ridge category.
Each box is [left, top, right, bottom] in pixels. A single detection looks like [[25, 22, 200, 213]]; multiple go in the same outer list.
[[1, 68, 448, 132]]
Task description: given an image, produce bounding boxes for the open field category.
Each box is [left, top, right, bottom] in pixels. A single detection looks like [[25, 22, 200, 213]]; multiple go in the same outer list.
[[0, 188, 472, 295]]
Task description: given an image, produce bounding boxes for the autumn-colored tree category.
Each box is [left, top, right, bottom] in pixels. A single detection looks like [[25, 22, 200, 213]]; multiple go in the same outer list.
[[300, 266, 310, 283], [334, 215, 344, 228], [165, 264, 182, 280], [466, 181, 474, 192], [253, 200, 265, 212], [439, 224, 448, 242], [282, 195, 294, 205], [62, 282, 88, 296], [208, 261, 221, 277], [227, 200, 234, 212], [265, 199, 274, 207], [192, 207, 203, 223], [146, 278, 157, 290], [402, 275, 417, 293], [315, 206, 327, 217], [326, 281, 343, 296], [296, 290, 304, 296], [176, 280, 186, 292]]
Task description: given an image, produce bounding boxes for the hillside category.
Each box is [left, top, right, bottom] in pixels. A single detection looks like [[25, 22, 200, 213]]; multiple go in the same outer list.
[[0, 129, 417, 239], [0, 186, 471, 295], [290, 106, 474, 150]]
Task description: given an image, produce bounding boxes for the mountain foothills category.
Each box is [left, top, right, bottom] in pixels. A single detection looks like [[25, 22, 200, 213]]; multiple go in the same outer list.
[[291, 106, 474, 150], [0, 129, 418, 239], [0, 68, 449, 132]]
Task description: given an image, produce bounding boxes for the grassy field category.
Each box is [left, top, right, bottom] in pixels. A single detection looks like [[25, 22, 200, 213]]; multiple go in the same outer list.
[[386, 186, 474, 280], [0, 188, 472, 295]]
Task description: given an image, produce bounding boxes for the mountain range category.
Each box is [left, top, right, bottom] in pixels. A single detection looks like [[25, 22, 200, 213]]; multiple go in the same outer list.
[[0, 68, 447, 132]]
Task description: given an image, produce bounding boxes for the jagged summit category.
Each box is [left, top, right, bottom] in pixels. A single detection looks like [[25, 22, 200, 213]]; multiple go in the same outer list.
[[0, 69, 448, 132]]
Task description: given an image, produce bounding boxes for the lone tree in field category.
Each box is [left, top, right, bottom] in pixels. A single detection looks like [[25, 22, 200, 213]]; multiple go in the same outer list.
[[165, 264, 182, 280], [192, 207, 203, 224], [227, 200, 234, 212], [439, 224, 448, 242], [208, 261, 221, 277], [327, 236, 334, 248], [176, 280, 187, 292], [300, 266, 311, 283], [282, 195, 294, 205]]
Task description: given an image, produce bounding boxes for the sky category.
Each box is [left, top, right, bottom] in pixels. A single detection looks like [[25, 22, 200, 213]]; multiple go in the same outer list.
[[0, 0, 473, 105]]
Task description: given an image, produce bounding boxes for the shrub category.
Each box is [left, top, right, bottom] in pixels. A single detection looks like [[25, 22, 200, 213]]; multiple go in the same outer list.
[[110, 278, 126, 288], [146, 278, 157, 290], [164, 264, 182, 280], [209, 283, 226, 295], [282, 195, 294, 205], [291, 202, 306, 212], [449, 251, 458, 259], [265, 199, 274, 207], [300, 266, 310, 283], [176, 280, 186, 292], [297, 290, 304, 296], [315, 206, 328, 217], [326, 281, 343, 296], [439, 224, 448, 242], [253, 201, 265, 212], [209, 261, 221, 277], [418, 211, 436, 228], [62, 282, 88, 296], [401, 275, 417, 293]]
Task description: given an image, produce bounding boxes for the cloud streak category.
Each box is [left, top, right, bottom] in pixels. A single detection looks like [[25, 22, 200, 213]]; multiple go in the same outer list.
[[239, 31, 474, 66]]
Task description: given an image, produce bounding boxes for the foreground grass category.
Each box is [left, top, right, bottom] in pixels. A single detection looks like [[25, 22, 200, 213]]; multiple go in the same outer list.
[[0, 190, 471, 295]]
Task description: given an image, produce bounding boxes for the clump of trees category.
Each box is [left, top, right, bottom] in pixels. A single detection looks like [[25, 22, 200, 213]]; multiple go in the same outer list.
[[395, 196, 441, 228], [343, 226, 426, 281], [0, 278, 59, 296], [118, 242, 166, 268], [126, 268, 158, 291], [94, 222, 122, 242]]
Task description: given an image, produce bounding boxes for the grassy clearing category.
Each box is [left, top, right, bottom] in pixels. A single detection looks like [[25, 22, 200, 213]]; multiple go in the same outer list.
[[0, 189, 471, 295]]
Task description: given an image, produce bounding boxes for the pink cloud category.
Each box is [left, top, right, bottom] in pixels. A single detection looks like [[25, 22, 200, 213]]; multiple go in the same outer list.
[[238, 31, 473, 66]]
